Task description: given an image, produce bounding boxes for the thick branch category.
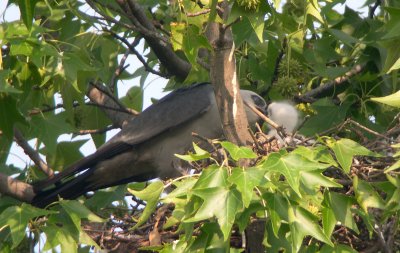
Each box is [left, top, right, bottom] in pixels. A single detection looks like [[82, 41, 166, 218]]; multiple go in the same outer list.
[[206, 6, 252, 146], [0, 173, 34, 202], [115, 0, 191, 80]]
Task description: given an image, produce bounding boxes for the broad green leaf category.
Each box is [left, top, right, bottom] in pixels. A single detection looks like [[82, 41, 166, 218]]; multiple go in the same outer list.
[[387, 57, 400, 73], [0, 96, 25, 138], [220, 141, 257, 161], [186, 187, 242, 240], [42, 225, 78, 253], [300, 99, 350, 136], [128, 181, 164, 229], [170, 22, 185, 51], [120, 86, 144, 112], [327, 138, 380, 173], [59, 200, 104, 224], [328, 28, 359, 46], [163, 177, 197, 200], [291, 146, 338, 167], [320, 244, 358, 253], [288, 206, 333, 250], [370, 91, 400, 108], [193, 164, 229, 189], [175, 142, 210, 162], [0, 203, 55, 248], [323, 191, 359, 233], [353, 176, 385, 212], [261, 152, 330, 196], [46, 140, 86, 172], [228, 167, 266, 207], [385, 159, 400, 173], [84, 185, 127, 211], [18, 0, 40, 30], [321, 206, 336, 238], [29, 112, 74, 153], [301, 171, 342, 189]]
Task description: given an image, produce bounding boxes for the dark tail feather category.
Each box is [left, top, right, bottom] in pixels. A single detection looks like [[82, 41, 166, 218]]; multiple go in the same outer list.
[[31, 170, 95, 208]]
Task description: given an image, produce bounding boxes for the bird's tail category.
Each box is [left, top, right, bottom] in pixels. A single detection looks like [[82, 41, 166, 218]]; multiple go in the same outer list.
[[31, 170, 94, 208]]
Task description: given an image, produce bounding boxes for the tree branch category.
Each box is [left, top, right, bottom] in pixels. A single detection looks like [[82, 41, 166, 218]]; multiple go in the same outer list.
[[87, 84, 135, 128], [294, 64, 364, 103], [13, 127, 54, 178], [115, 0, 191, 80], [0, 173, 34, 202], [206, 2, 252, 146]]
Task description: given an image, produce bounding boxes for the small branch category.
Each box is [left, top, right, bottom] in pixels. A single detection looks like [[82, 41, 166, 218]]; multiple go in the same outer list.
[[369, 0, 382, 19], [74, 125, 118, 135], [186, 9, 211, 17], [0, 173, 35, 202], [13, 127, 54, 178], [108, 31, 169, 78], [109, 47, 131, 92], [87, 85, 134, 127], [294, 64, 364, 103]]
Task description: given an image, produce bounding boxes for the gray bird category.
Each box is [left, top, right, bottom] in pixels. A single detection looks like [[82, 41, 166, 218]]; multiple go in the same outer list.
[[32, 83, 267, 207]]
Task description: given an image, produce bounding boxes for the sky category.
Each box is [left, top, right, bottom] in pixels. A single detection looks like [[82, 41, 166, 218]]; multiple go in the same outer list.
[[1, 1, 369, 168]]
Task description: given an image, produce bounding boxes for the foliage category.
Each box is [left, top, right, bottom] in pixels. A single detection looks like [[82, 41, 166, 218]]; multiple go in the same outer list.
[[0, 0, 399, 252]]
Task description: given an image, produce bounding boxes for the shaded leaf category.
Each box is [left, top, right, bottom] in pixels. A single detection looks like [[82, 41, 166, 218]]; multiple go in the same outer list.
[[220, 141, 257, 161], [128, 181, 164, 228]]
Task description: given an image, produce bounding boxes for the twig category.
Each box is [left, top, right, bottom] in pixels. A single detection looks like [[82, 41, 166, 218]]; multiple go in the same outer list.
[[346, 118, 391, 141], [75, 125, 118, 135], [186, 9, 211, 17], [369, 0, 382, 19], [13, 127, 54, 178], [108, 31, 168, 78], [109, 47, 131, 92], [294, 64, 364, 103]]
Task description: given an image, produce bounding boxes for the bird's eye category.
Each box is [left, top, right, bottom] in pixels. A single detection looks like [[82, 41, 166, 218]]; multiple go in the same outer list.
[[251, 95, 266, 109]]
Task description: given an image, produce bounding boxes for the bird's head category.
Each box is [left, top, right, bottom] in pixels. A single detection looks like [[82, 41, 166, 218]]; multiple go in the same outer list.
[[240, 90, 267, 127]]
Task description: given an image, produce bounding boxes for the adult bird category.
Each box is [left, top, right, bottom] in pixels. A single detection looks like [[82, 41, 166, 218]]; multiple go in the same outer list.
[[31, 83, 268, 207]]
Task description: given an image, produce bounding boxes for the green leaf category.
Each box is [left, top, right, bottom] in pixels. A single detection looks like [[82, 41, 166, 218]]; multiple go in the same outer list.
[[299, 99, 350, 136], [291, 146, 338, 167], [193, 165, 229, 189], [42, 225, 78, 253], [288, 206, 333, 250], [0, 203, 55, 248], [175, 142, 210, 162], [220, 141, 257, 161], [323, 191, 359, 233], [85, 185, 127, 211], [320, 244, 359, 253], [261, 152, 330, 196], [29, 112, 74, 153], [0, 96, 25, 138], [327, 138, 380, 173], [228, 167, 266, 207], [59, 200, 104, 225], [46, 140, 86, 172], [328, 28, 359, 46], [301, 171, 342, 189], [186, 187, 242, 241], [127, 181, 164, 229], [353, 176, 385, 212], [120, 86, 144, 112], [370, 90, 400, 108], [385, 159, 400, 173], [18, 0, 40, 30]]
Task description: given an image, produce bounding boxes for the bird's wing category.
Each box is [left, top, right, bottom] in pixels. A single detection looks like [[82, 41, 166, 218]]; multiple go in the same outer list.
[[33, 83, 214, 191], [108, 82, 214, 146]]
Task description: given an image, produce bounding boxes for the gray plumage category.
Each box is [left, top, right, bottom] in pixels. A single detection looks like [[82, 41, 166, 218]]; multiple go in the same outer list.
[[32, 83, 267, 207]]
